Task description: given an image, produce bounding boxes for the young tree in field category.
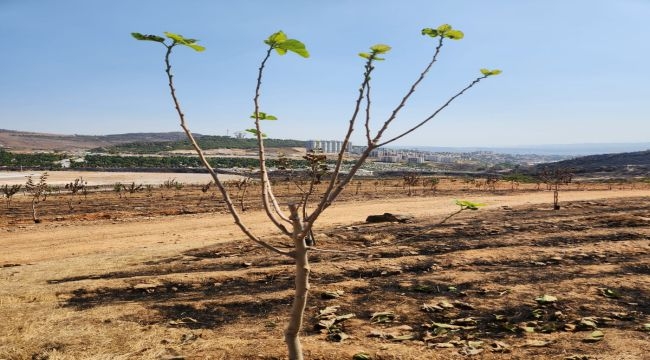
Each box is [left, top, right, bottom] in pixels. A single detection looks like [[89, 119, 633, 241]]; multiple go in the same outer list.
[[25, 173, 50, 223], [403, 172, 421, 196], [539, 167, 574, 210], [64, 177, 88, 212], [427, 177, 440, 193], [133, 25, 500, 360], [2, 184, 21, 209]]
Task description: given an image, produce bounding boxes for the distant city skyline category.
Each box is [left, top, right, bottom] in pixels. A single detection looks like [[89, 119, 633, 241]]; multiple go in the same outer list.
[[1, 1, 648, 147]]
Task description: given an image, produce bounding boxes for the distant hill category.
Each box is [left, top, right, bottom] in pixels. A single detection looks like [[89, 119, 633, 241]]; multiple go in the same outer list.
[[408, 143, 650, 156], [0, 129, 190, 152], [0, 129, 306, 154], [533, 150, 650, 177]]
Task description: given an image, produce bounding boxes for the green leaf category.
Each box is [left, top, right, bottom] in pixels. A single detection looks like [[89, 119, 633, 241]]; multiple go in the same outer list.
[[264, 31, 309, 58], [184, 43, 205, 52], [370, 44, 391, 54], [131, 32, 165, 43], [164, 32, 186, 43], [265, 30, 288, 46], [421, 28, 439, 37], [437, 24, 453, 33], [359, 52, 372, 59], [250, 112, 278, 120], [276, 39, 309, 58], [456, 200, 486, 210], [445, 29, 464, 40], [163, 32, 205, 52], [480, 68, 502, 76], [245, 129, 267, 138]]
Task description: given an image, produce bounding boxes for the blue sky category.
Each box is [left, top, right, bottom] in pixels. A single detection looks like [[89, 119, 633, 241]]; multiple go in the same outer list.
[[0, 0, 648, 147]]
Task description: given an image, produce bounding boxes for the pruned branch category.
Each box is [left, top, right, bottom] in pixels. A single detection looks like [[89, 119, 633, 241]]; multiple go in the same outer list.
[[162, 42, 292, 257]]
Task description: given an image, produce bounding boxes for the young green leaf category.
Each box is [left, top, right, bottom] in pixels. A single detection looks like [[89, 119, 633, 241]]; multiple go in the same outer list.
[[370, 44, 391, 54], [131, 32, 165, 43], [245, 129, 268, 138], [359, 52, 372, 59], [456, 200, 486, 210], [265, 30, 288, 46], [250, 112, 278, 120], [437, 24, 453, 33], [276, 39, 309, 58], [163, 32, 206, 52], [423, 24, 464, 40], [185, 43, 206, 52], [421, 28, 439, 38], [445, 29, 464, 40], [480, 68, 502, 76], [264, 31, 309, 58]]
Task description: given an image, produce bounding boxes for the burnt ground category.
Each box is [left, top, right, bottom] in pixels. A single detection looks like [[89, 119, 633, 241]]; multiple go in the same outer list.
[[41, 196, 650, 359]]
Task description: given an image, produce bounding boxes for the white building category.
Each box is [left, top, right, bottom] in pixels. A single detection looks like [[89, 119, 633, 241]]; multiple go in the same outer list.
[[306, 140, 352, 154]]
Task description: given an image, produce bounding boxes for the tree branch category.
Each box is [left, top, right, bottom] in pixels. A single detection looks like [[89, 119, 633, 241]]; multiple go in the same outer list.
[[164, 43, 292, 258], [372, 37, 444, 144], [253, 47, 292, 232], [310, 57, 375, 227], [376, 75, 487, 148]]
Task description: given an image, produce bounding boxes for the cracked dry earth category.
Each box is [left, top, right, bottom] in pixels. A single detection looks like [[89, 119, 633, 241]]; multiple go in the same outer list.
[[1, 189, 649, 359]]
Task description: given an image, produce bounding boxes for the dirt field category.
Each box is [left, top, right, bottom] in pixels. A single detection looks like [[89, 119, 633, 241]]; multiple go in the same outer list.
[[1, 177, 649, 359], [0, 171, 243, 187]]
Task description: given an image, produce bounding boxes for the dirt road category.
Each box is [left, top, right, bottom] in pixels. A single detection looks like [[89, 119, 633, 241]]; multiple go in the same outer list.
[[3, 189, 648, 266]]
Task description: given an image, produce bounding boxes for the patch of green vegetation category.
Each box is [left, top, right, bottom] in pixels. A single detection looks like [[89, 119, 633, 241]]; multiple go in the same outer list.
[[0, 149, 64, 168], [501, 173, 539, 184], [72, 154, 317, 169], [92, 136, 306, 154]]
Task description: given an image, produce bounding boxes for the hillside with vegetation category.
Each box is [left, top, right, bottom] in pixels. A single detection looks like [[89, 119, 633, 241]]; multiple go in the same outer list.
[[0, 129, 192, 152], [533, 150, 650, 176], [92, 135, 306, 154]]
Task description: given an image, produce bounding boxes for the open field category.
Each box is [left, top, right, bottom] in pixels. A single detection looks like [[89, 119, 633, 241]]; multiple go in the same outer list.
[[0, 171, 243, 187], [1, 175, 649, 359]]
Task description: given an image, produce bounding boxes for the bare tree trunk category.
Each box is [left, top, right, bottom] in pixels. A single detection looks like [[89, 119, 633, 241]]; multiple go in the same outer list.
[[31, 199, 39, 223], [285, 206, 310, 360], [285, 243, 309, 360]]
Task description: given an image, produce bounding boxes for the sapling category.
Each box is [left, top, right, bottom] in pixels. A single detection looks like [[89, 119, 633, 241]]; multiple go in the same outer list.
[[64, 177, 87, 212], [133, 24, 499, 360], [428, 177, 440, 193], [1, 184, 21, 209], [234, 177, 252, 211], [113, 182, 124, 199], [539, 167, 573, 210], [25, 172, 50, 223], [403, 172, 420, 196], [123, 182, 143, 196]]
